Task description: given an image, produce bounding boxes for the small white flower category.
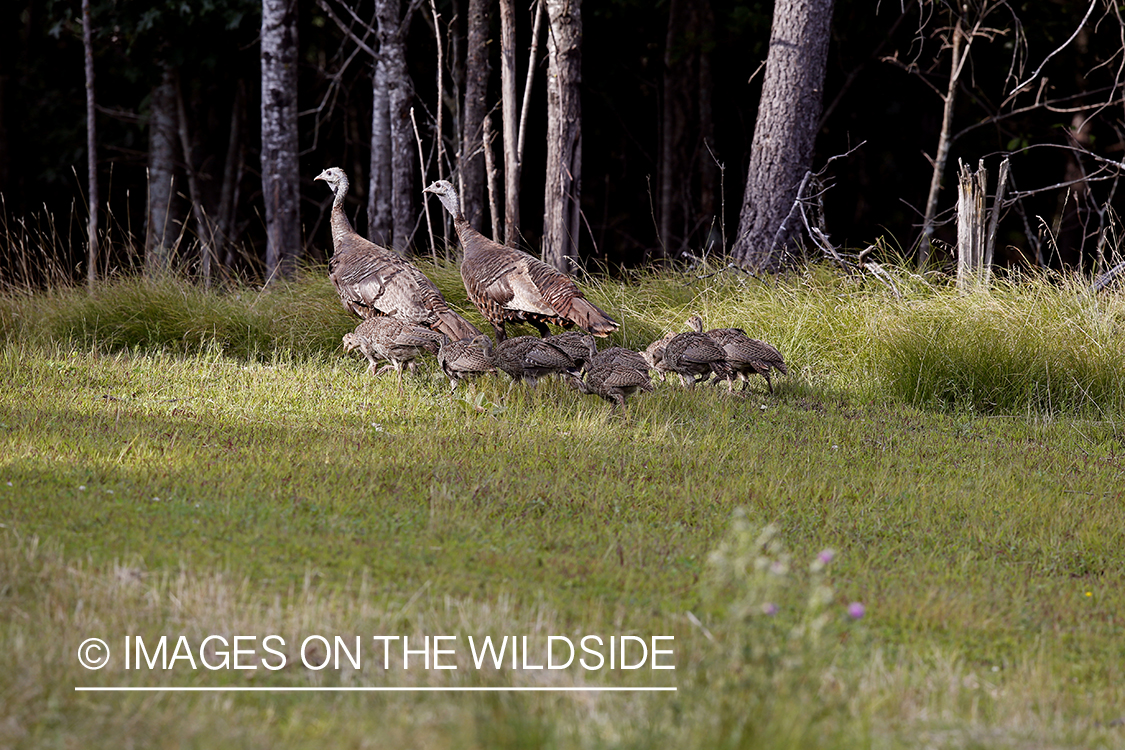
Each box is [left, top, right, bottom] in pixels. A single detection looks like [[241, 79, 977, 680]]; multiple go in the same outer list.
[[78, 486, 86, 491]]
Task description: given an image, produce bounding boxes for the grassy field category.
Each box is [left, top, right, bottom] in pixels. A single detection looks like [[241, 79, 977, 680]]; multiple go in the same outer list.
[[3, 265, 1125, 749]]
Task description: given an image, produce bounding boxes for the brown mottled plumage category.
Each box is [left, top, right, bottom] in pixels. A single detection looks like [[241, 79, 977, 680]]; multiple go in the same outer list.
[[641, 334, 675, 381], [437, 334, 496, 392], [597, 346, 652, 374], [342, 317, 444, 388], [658, 330, 733, 388], [423, 179, 618, 342], [545, 331, 598, 372], [577, 348, 654, 408], [316, 168, 479, 341], [687, 314, 788, 393], [494, 336, 581, 386]]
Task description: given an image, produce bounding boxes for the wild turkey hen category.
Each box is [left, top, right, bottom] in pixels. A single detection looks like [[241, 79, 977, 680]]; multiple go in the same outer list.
[[343, 317, 443, 387], [423, 179, 618, 342], [687, 314, 788, 393], [315, 168, 479, 341]]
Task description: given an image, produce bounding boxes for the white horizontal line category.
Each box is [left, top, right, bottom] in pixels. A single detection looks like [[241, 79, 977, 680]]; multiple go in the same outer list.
[[75, 686, 676, 692]]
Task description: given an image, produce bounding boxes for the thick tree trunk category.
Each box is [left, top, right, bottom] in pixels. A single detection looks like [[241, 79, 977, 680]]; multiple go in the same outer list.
[[369, 52, 393, 246], [731, 0, 834, 272], [81, 0, 98, 288], [376, 0, 417, 256], [145, 64, 178, 276], [459, 0, 490, 233], [261, 0, 301, 282], [499, 0, 520, 246], [543, 0, 582, 273]]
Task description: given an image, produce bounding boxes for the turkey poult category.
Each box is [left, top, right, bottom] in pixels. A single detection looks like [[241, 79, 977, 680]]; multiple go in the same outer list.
[[494, 336, 582, 387], [544, 331, 598, 373], [687, 314, 788, 393], [577, 348, 654, 408], [437, 334, 496, 392], [596, 346, 653, 375], [641, 334, 675, 381], [342, 317, 444, 386], [315, 168, 479, 341], [422, 179, 619, 342], [657, 330, 733, 388]]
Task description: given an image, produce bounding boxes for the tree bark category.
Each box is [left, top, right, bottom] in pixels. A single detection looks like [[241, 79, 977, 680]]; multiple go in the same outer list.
[[81, 0, 98, 288], [218, 80, 246, 275], [376, 0, 417, 256], [731, 0, 834, 272], [460, 0, 490, 233], [261, 0, 301, 281], [145, 64, 178, 276], [919, 16, 963, 268], [369, 51, 393, 246], [543, 0, 582, 273], [499, 0, 520, 246], [174, 72, 214, 287]]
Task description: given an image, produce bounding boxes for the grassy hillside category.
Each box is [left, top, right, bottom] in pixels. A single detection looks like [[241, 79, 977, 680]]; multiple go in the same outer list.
[[3, 264, 1125, 749]]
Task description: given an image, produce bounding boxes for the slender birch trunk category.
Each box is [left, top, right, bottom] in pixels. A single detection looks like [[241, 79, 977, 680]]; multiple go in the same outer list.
[[499, 0, 520, 246], [920, 17, 964, 268], [81, 0, 98, 288], [369, 52, 393, 246], [543, 0, 582, 273], [261, 0, 301, 281], [460, 0, 490, 233], [145, 64, 178, 276], [376, 0, 417, 255]]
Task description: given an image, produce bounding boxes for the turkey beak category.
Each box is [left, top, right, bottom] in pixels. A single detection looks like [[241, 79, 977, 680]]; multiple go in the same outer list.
[[314, 171, 329, 182]]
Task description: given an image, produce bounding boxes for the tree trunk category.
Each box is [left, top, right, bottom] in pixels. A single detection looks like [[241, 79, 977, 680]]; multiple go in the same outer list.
[[261, 0, 301, 282], [81, 0, 98, 288], [697, 0, 717, 243], [218, 80, 246, 276], [145, 64, 178, 276], [543, 0, 582, 273], [919, 16, 964, 268], [499, 0, 520, 246], [369, 51, 393, 246], [174, 72, 215, 287], [460, 0, 490, 233], [376, 0, 417, 256], [731, 0, 834, 272]]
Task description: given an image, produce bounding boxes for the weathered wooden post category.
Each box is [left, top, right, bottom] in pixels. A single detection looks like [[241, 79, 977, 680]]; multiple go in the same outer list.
[[956, 159, 987, 290]]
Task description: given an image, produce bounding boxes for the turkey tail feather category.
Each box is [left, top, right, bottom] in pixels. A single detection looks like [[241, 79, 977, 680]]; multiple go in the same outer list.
[[566, 297, 619, 337], [434, 310, 481, 341]]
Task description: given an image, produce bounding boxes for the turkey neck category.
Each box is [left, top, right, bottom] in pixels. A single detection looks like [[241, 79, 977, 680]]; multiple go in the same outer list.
[[329, 174, 353, 247]]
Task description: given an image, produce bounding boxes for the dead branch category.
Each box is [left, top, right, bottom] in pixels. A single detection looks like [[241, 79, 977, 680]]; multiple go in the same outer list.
[[1006, 0, 1098, 98]]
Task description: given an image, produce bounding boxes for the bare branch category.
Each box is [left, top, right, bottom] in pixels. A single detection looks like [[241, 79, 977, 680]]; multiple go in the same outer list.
[[1006, 0, 1097, 97], [315, 0, 377, 57]]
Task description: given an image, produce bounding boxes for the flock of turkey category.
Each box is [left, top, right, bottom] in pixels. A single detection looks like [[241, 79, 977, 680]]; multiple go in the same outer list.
[[315, 167, 787, 408]]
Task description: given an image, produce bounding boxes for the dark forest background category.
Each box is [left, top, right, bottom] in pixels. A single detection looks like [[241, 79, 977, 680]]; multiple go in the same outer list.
[[2, 0, 1122, 283]]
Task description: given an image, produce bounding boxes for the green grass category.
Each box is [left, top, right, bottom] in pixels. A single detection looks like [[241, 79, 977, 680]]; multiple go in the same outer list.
[[4, 264, 1125, 748]]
